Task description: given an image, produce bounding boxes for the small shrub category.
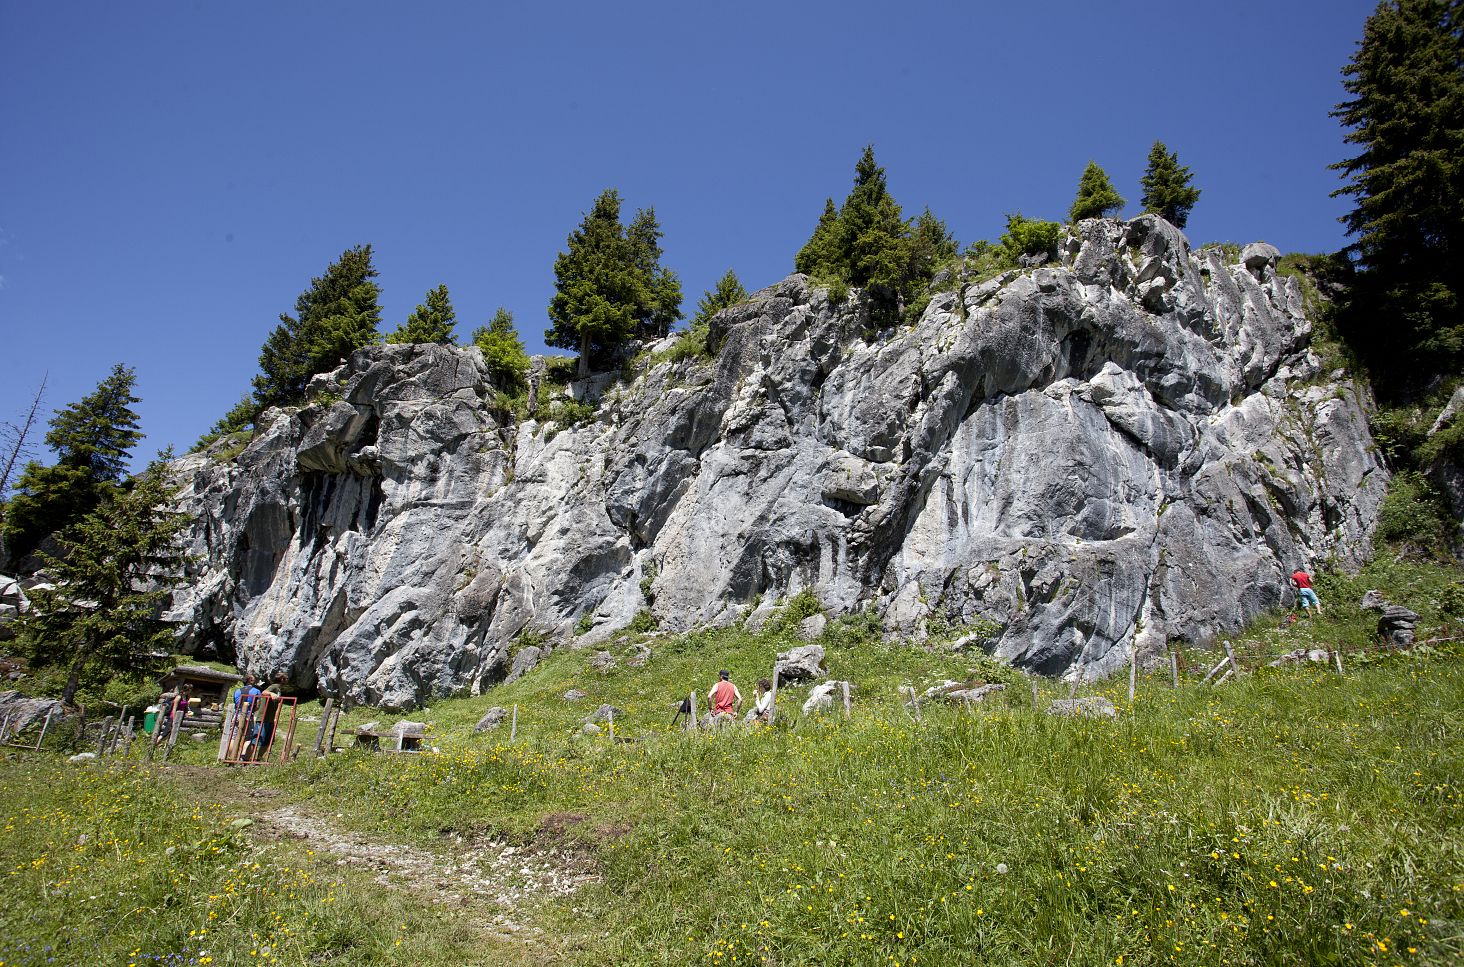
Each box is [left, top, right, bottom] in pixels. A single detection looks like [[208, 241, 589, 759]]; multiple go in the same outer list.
[[628, 609, 658, 633], [1376, 470, 1453, 553], [999, 213, 1061, 261], [574, 613, 594, 636]]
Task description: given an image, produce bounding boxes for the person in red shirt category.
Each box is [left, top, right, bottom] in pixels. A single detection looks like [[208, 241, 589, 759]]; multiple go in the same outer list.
[[707, 669, 742, 723], [1291, 568, 1322, 616]]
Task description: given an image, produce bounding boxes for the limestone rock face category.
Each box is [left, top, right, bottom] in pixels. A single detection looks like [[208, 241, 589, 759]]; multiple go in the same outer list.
[[169, 217, 1387, 708]]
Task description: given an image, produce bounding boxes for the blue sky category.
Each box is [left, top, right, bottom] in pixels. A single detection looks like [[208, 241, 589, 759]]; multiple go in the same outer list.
[[1, 0, 1377, 467]]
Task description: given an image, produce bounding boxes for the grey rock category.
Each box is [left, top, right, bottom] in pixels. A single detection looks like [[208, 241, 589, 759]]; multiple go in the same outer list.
[[1378, 605, 1420, 647], [68, 752, 97, 763], [589, 650, 617, 674], [579, 723, 602, 736], [392, 720, 427, 736], [797, 614, 828, 642], [626, 644, 652, 668], [1241, 242, 1280, 280], [584, 703, 622, 724], [947, 683, 1007, 704], [0, 691, 64, 735], [504, 646, 544, 685], [801, 680, 851, 715], [562, 689, 588, 702], [1360, 590, 1388, 611], [775, 644, 826, 683], [473, 707, 508, 732], [167, 218, 1388, 708], [1268, 648, 1331, 667], [1047, 697, 1119, 719]]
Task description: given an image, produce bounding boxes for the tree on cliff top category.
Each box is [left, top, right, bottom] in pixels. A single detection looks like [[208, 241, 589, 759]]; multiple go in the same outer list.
[[1140, 141, 1202, 228], [546, 190, 681, 376], [3, 365, 142, 565], [473, 307, 530, 392], [794, 146, 956, 322], [1068, 161, 1126, 222], [1330, 0, 1463, 395], [16, 452, 191, 706], [254, 245, 382, 408], [386, 284, 458, 345]]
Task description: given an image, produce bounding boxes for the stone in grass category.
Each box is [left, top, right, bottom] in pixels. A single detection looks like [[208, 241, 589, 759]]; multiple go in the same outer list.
[[580, 723, 602, 736], [1046, 697, 1118, 719], [797, 614, 828, 642], [802, 680, 851, 715], [626, 644, 652, 668], [775, 644, 825, 683], [584, 704, 622, 724], [563, 689, 588, 702], [474, 707, 509, 732], [1268, 648, 1331, 667], [589, 651, 617, 674], [504, 646, 543, 684], [68, 752, 97, 763]]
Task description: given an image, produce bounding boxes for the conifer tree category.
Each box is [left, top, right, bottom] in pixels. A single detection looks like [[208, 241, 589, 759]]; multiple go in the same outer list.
[[386, 284, 457, 345], [254, 245, 382, 408], [473, 308, 530, 392], [1068, 161, 1126, 222], [546, 190, 680, 376], [691, 270, 749, 329], [794, 198, 839, 277], [3, 365, 143, 565], [16, 452, 191, 705], [1331, 0, 1463, 393], [1139, 141, 1202, 228]]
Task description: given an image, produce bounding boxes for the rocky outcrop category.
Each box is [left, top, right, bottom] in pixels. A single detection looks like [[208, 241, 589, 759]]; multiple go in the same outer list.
[[168, 216, 1388, 708]]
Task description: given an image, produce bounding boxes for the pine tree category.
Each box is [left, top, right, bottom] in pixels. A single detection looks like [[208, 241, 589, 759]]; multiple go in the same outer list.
[[1331, 0, 1464, 395], [1139, 141, 1202, 228], [792, 147, 957, 322], [2, 365, 143, 565], [15, 453, 192, 705], [690, 270, 749, 329], [794, 198, 839, 277], [472, 308, 530, 392], [1068, 161, 1126, 222], [254, 245, 382, 408], [386, 284, 458, 344], [546, 190, 680, 376]]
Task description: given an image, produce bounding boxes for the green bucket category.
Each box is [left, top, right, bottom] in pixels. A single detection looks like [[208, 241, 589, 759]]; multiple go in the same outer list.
[[143, 710, 158, 734]]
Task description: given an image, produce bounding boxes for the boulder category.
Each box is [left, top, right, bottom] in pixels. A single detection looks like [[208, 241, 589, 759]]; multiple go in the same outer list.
[[797, 614, 828, 642], [1360, 590, 1388, 611], [579, 723, 602, 736], [776, 645, 825, 683], [562, 689, 588, 702], [801, 680, 851, 715], [504, 646, 544, 685], [68, 752, 97, 763], [589, 651, 617, 674], [1268, 648, 1332, 667], [1241, 242, 1280, 280], [584, 704, 622, 724], [1047, 697, 1119, 719], [626, 644, 652, 668], [947, 683, 1007, 704], [1378, 605, 1420, 648], [0, 690, 64, 735], [392, 720, 427, 736], [473, 707, 508, 732]]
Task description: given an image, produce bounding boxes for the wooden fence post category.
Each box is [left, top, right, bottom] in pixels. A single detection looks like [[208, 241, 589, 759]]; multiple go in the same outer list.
[[1170, 650, 1180, 688], [1223, 641, 1239, 675], [608, 708, 615, 742], [218, 704, 236, 761], [906, 686, 922, 723], [1030, 679, 1039, 709], [161, 709, 184, 761], [688, 692, 698, 731], [1128, 647, 1138, 704], [768, 668, 779, 725], [841, 681, 851, 719], [36, 709, 54, 750], [313, 698, 334, 757], [96, 716, 114, 756], [510, 704, 518, 742], [327, 706, 341, 752], [120, 717, 136, 758], [1333, 647, 1345, 675]]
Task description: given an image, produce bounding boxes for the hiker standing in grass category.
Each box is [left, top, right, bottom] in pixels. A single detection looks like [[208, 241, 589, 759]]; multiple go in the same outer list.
[[708, 669, 742, 723], [1291, 567, 1322, 616]]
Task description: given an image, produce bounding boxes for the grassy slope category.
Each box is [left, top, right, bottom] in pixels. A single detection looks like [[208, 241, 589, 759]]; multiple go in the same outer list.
[[3, 560, 1461, 965]]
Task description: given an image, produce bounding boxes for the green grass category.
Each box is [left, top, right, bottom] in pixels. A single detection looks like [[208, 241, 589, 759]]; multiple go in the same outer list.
[[4, 565, 1462, 965]]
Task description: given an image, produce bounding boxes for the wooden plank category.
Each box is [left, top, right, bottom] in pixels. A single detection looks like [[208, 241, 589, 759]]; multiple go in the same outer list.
[[1199, 656, 1231, 685], [1215, 667, 1235, 687], [36, 710, 54, 750], [1223, 640, 1239, 674], [313, 698, 334, 757], [218, 704, 236, 762]]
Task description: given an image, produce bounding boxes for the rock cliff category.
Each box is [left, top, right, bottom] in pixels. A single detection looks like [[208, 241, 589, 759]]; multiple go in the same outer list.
[[169, 216, 1388, 708]]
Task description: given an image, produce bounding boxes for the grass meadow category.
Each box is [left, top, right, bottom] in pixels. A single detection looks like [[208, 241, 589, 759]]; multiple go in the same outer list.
[[1, 555, 1461, 965]]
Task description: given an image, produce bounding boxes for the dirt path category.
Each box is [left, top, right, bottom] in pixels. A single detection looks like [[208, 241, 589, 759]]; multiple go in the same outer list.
[[163, 766, 598, 955]]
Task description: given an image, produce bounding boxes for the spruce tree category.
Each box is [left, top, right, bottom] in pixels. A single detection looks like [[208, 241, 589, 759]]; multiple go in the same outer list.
[[254, 245, 382, 408], [794, 198, 839, 277], [16, 453, 191, 705], [1068, 161, 1126, 222], [546, 190, 680, 376], [1331, 0, 1463, 393], [386, 284, 458, 345], [473, 308, 530, 392], [3, 364, 143, 565], [691, 269, 749, 328], [1139, 141, 1202, 228]]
